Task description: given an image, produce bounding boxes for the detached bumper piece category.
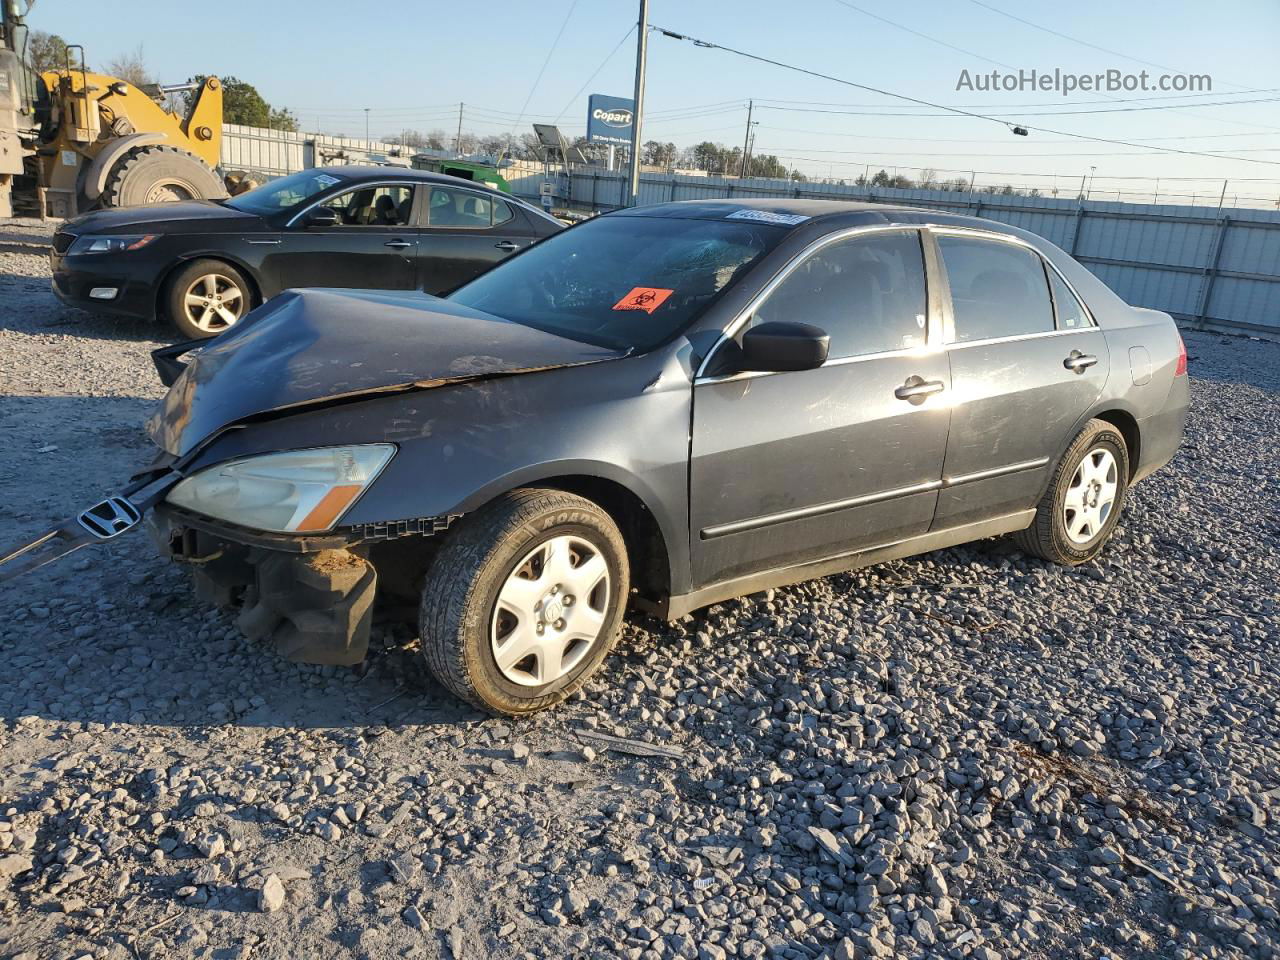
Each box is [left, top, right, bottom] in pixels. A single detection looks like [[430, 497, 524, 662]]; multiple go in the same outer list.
[[151, 509, 377, 666], [234, 550, 377, 666]]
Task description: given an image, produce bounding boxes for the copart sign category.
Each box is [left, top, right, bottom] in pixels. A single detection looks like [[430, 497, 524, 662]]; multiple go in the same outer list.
[[586, 94, 635, 146]]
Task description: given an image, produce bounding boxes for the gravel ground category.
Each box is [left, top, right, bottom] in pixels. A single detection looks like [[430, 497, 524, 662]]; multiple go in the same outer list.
[[1, 216, 1278, 960]]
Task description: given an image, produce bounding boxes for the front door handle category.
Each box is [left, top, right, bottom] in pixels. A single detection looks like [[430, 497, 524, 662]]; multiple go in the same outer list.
[[384, 239, 412, 249], [894, 376, 945, 404], [1064, 350, 1098, 373], [494, 240, 520, 252]]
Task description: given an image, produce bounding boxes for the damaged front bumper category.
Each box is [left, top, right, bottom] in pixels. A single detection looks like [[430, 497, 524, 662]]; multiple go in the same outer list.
[[149, 506, 379, 666]]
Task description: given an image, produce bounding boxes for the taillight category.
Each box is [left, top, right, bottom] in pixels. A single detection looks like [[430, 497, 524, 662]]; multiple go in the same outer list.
[[1174, 331, 1187, 376]]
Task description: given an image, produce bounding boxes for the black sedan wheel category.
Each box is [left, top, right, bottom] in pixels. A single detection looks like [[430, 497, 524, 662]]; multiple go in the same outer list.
[[1015, 419, 1129, 565], [165, 259, 252, 339], [419, 488, 629, 716]]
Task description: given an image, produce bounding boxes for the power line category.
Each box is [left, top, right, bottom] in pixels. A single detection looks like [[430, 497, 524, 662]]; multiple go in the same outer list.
[[505, 0, 580, 139], [830, 0, 1015, 70], [755, 143, 1280, 159], [763, 154, 1280, 183], [964, 0, 1254, 90], [756, 123, 1280, 145], [754, 88, 1280, 110], [552, 24, 636, 124], [651, 24, 1280, 166], [751, 96, 1280, 119]]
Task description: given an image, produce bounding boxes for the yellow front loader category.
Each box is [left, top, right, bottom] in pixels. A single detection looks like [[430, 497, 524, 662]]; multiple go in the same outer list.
[[2, 0, 229, 217], [35, 66, 227, 217]]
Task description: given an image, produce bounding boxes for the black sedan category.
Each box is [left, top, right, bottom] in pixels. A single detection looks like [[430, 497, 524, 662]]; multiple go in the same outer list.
[[8, 200, 1187, 716], [48, 166, 563, 339]]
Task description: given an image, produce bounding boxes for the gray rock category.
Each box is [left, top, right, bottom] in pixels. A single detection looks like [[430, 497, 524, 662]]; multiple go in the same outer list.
[[259, 874, 286, 912]]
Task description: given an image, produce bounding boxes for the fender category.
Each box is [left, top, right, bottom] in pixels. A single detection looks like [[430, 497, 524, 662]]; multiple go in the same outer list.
[[83, 132, 168, 201], [1034, 395, 1144, 502], [451, 457, 688, 594]]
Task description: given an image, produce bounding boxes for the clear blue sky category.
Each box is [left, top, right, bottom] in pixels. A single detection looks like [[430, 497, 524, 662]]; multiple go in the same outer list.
[[29, 0, 1280, 204]]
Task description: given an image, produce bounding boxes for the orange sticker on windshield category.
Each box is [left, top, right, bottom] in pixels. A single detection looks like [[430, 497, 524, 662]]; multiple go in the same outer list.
[[613, 287, 674, 314]]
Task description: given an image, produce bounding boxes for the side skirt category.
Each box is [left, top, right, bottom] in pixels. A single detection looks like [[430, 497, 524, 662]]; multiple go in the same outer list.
[[642, 510, 1036, 621]]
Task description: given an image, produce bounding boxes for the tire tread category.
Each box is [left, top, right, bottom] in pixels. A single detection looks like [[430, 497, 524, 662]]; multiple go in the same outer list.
[[1013, 419, 1128, 565], [419, 488, 627, 715]]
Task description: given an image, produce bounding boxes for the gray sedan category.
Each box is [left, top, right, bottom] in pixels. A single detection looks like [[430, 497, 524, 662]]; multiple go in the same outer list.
[[2, 199, 1188, 716]]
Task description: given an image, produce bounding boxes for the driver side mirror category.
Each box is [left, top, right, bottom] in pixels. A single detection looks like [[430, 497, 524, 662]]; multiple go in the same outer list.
[[739, 321, 830, 372], [304, 207, 341, 227]]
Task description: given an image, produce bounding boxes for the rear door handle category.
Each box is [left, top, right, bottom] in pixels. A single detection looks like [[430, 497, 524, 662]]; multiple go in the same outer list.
[[384, 239, 412, 249], [494, 241, 520, 252], [894, 376, 945, 403], [1064, 350, 1098, 373]]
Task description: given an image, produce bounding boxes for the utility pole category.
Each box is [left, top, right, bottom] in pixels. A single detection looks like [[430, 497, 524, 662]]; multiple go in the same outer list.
[[1217, 178, 1228, 212], [455, 102, 465, 157], [626, 0, 649, 207], [364, 108, 370, 143], [739, 99, 753, 178]]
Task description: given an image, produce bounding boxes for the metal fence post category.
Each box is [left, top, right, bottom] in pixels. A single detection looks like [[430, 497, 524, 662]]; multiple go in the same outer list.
[[1196, 216, 1231, 329], [1069, 207, 1087, 256]]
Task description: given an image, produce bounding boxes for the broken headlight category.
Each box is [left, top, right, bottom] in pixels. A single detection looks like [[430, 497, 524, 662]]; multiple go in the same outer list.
[[165, 445, 395, 534], [68, 234, 158, 254]]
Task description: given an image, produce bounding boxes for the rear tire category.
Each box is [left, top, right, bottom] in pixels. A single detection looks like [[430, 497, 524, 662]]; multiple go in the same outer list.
[[419, 489, 630, 716], [1014, 419, 1129, 565], [101, 145, 228, 208], [164, 258, 252, 339]]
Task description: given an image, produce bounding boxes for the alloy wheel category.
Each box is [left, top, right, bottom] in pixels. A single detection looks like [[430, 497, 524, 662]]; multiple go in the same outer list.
[[182, 273, 245, 333], [489, 535, 610, 687], [1063, 446, 1119, 545]]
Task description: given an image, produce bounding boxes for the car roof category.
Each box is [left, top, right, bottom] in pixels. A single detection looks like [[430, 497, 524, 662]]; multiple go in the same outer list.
[[317, 165, 492, 186], [612, 196, 1055, 241], [611, 197, 925, 221]]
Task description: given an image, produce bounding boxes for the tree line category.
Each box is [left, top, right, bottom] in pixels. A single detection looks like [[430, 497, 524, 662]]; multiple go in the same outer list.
[[26, 31, 299, 131]]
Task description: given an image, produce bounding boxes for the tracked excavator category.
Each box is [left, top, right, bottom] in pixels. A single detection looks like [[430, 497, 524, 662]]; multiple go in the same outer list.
[[1, 0, 227, 218]]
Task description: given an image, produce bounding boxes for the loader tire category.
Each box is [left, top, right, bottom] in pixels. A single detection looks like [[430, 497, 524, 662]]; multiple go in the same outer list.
[[100, 145, 228, 208]]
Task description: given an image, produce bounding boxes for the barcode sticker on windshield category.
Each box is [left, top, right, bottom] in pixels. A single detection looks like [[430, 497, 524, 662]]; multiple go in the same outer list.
[[613, 287, 674, 314], [725, 209, 811, 226]]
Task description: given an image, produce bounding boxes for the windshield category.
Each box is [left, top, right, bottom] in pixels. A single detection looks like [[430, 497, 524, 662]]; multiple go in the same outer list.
[[224, 170, 348, 216], [448, 214, 785, 351]]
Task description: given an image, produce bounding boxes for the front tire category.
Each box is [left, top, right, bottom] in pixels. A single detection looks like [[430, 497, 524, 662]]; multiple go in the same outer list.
[[419, 489, 630, 716], [1014, 419, 1129, 565], [165, 258, 252, 339], [100, 145, 228, 207]]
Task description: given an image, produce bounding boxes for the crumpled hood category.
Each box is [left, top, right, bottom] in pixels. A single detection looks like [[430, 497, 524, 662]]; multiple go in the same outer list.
[[146, 288, 627, 456]]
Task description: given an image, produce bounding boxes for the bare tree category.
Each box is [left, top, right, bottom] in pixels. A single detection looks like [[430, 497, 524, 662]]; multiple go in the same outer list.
[[105, 44, 153, 89]]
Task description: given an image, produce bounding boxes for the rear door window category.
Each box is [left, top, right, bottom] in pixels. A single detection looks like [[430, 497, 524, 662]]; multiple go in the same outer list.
[[936, 235, 1055, 342], [1047, 268, 1092, 329], [428, 186, 498, 228]]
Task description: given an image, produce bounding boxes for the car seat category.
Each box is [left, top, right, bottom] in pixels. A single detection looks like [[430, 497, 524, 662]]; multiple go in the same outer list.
[[374, 195, 400, 225]]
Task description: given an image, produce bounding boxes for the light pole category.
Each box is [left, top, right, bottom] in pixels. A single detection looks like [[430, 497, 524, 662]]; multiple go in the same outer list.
[[1086, 165, 1097, 200], [626, 0, 649, 207], [739, 100, 754, 178]]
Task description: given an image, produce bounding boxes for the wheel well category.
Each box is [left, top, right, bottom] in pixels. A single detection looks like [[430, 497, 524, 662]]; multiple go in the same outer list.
[[535, 475, 672, 602], [1093, 409, 1141, 479], [155, 256, 261, 321]]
